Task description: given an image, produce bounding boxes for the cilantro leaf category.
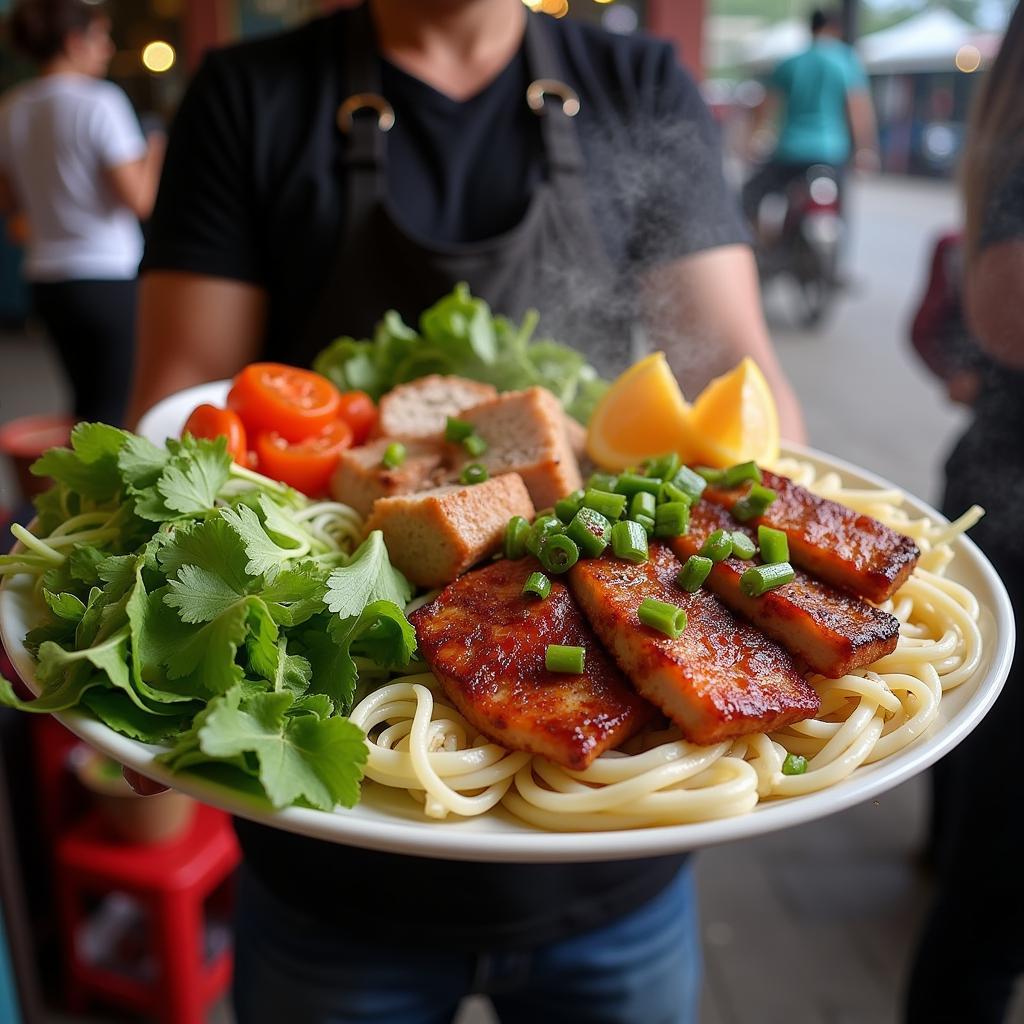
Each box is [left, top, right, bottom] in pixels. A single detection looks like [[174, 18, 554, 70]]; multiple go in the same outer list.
[[83, 691, 192, 744], [157, 517, 252, 594], [220, 503, 293, 579], [157, 436, 231, 516], [324, 531, 411, 618], [43, 590, 86, 622], [31, 423, 129, 501], [117, 434, 170, 490], [165, 565, 243, 624]]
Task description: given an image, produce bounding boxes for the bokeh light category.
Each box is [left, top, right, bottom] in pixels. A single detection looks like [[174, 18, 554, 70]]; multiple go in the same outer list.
[[141, 40, 176, 74], [954, 44, 982, 73]]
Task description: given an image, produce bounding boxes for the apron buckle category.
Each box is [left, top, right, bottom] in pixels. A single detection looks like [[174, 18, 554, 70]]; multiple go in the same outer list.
[[526, 79, 581, 117], [337, 93, 396, 133]]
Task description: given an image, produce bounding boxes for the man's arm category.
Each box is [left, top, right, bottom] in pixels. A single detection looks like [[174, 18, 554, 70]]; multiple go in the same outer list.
[[126, 271, 268, 428], [964, 240, 1024, 370], [641, 244, 806, 443], [846, 90, 880, 170]]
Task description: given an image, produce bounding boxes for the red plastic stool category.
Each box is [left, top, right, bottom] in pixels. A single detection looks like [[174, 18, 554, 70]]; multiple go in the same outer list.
[[55, 802, 240, 1023]]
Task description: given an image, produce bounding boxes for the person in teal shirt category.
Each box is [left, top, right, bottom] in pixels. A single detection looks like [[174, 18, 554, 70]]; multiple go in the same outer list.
[[742, 8, 878, 227]]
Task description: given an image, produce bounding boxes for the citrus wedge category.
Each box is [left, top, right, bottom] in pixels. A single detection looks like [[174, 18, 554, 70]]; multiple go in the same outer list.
[[686, 357, 780, 468], [585, 352, 696, 470]]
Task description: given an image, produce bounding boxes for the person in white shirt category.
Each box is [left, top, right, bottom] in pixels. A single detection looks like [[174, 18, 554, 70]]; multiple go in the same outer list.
[[0, 0, 164, 424]]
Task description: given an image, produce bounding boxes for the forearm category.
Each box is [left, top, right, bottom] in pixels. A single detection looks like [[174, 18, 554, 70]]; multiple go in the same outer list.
[[965, 241, 1024, 370]]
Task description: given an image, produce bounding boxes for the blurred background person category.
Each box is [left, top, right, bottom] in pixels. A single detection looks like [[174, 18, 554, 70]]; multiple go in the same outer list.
[[906, 3, 1024, 1020], [0, 0, 164, 426]]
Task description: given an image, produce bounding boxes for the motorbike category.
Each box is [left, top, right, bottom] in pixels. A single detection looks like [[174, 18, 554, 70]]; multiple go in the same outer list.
[[752, 163, 844, 328]]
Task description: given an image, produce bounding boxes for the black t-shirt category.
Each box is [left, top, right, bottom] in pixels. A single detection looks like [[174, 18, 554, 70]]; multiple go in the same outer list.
[[143, 10, 746, 949]]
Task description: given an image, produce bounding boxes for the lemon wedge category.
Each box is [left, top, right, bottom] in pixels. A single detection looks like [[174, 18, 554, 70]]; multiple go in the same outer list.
[[686, 357, 780, 468], [585, 352, 695, 470]]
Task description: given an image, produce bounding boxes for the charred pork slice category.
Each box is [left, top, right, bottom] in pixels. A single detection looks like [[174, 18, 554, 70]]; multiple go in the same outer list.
[[673, 503, 900, 678], [410, 558, 653, 770], [568, 543, 819, 746], [702, 469, 919, 603]]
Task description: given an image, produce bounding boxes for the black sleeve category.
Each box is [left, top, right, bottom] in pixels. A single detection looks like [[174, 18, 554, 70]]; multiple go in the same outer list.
[[980, 164, 1024, 251], [141, 52, 265, 284]]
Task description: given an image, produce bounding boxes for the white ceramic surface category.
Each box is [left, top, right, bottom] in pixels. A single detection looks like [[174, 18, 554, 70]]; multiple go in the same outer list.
[[1, 381, 1014, 862]]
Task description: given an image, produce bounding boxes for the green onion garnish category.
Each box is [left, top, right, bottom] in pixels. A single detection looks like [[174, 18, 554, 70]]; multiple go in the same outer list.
[[668, 466, 707, 504], [654, 501, 690, 538], [555, 489, 586, 524], [659, 481, 694, 507], [676, 554, 713, 592], [614, 472, 662, 498], [740, 561, 796, 597], [630, 491, 657, 520], [588, 471, 618, 492], [463, 433, 488, 457], [635, 513, 655, 537], [696, 466, 725, 483], [504, 516, 530, 560], [757, 525, 789, 564], [645, 452, 681, 481], [445, 417, 474, 443], [459, 463, 489, 486], [731, 484, 778, 523], [566, 507, 612, 558], [539, 534, 580, 574], [523, 571, 552, 600], [782, 753, 808, 776], [722, 461, 762, 488], [381, 442, 406, 469], [526, 514, 562, 557], [611, 520, 649, 563], [583, 488, 627, 521], [638, 597, 688, 639], [729, 531, 757, 560], [546, 643, 585, 674], [699, 528, 733, 562]]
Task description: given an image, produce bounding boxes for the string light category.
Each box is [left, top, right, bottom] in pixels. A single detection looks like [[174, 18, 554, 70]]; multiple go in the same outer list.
[[141, 40, 176, 74]]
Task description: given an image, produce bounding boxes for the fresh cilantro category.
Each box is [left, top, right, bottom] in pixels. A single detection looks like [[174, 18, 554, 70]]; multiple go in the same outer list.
[[31, 423, 129, 502], [219, 503, 293, 579], [43, 590, 86, 622], [324, 531, 412, 617]]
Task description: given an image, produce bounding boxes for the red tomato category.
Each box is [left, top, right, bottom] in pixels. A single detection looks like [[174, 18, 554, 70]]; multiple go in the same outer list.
[[183, 404, 248, 464], [254, 420, 353, 496], [336, 390, 378, 445], [227, 363, 342, 443]]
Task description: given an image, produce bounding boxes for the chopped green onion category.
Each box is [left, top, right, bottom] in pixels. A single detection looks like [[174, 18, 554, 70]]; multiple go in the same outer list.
[[463, 433, 488, 457], [459, 463, 489, 485], [566, 507, 612, 558], [546, 643, 586, 674], [668, 466, 707, 504], [523, 572, 552, 600], [539, 534, 580, 574], [638, 598, 688, 639], [699, 528, 733, 562], [740, 561, 796, 597], [677, 555, 713, 592], [757, 525, 789, 564], [645, 452, 681, 481], [381, 442, 406, 469], [611, 520, 649, 563], [654, 501, 690, 538], [630, 491, 657, 520], [504, 516, 530, 560], [588, 471, 618, 492], [722, 461, 762, 488], [583, 488, 627, 520], [445, 417, 474, 443], [695, 466, 726, 483], [731, 484, 778, 522], [659, 482, 693, 507], [782, 753, 808, 776], [526, 514, 562, 557], [635, 513, 655, 537], [729, 531, 757, 560], [614, 472, 662, 498], [555, 489, 586, 524]]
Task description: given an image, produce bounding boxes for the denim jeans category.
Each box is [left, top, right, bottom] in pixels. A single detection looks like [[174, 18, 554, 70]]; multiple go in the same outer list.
[[232, 863, 700, 1024]]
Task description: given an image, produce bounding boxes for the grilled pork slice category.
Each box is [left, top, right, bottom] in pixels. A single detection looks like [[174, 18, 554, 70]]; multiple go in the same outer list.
[[410, 558, 653, 769], [375, 375, 499, 439], [569, 543, 819, 745], [674, 503, 900, 678], [703, 469, 919, 603]]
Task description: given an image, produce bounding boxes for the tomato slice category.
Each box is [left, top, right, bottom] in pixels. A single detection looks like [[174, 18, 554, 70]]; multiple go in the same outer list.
[[254, 420, 353, 497], [182, 404, 248, 464], [336, 390, 378, 445], [227, 363, 342, 443]]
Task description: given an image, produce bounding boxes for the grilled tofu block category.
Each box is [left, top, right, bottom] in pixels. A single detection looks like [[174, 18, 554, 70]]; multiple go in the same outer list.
[[703, 469, 919, 603], [674, 503, 900, 678], [375, 375, 499, 439], [330, 437, 448, 518], [569, 543, 819, 745], [411, 558, 653, 769]]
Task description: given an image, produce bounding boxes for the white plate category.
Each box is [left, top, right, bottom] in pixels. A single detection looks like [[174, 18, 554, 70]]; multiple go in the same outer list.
[[1, 382, 1015, 862]]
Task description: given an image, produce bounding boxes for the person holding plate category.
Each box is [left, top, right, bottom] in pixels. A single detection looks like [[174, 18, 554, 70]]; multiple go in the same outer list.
[[127, 1, 805, 1021]]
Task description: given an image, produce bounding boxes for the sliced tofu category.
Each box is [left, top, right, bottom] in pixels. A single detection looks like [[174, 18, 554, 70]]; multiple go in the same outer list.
[[375, 375, 498, 439], [453, 387, 583, 509], [330, 437, 448, 518], [410, 558, 653, 770], [365, 473, 535, 589], [569, 543, 820, 746]]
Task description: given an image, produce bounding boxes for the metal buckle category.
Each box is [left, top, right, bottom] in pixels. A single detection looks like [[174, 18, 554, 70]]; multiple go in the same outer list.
[[337, 93, 396, 133], [526, 78, 581, 117]]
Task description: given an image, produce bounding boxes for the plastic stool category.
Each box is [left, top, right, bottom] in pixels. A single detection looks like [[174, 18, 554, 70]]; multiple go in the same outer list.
[[55, 802, 240, 1023]]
